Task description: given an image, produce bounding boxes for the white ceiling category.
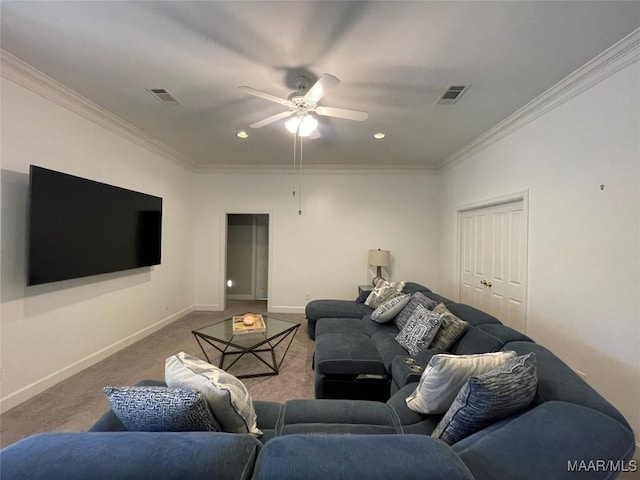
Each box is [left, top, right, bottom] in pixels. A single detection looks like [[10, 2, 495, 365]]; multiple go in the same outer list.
[[1, 1, 639, 170]]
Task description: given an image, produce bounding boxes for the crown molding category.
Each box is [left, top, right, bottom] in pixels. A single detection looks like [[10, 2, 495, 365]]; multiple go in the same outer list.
[[1, 50, 198, 171], [193, 162, 437, 175], [438, 27, 640, 172]]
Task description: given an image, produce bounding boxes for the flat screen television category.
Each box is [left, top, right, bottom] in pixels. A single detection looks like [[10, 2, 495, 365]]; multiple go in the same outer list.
[[27, 165, 162, 286]]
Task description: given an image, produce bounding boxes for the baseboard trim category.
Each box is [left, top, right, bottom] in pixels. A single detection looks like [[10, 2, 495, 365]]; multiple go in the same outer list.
[[269, 305, 306, 314], [0, 306, 194, 414]]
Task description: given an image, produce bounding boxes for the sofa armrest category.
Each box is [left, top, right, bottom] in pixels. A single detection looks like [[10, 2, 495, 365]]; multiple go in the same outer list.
[[453, 401, 636, 480], [0, 432, 261, 480]]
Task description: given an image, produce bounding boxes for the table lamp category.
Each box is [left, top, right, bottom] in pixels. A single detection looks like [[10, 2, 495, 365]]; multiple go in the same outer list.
[[368, 249, 390, 286]]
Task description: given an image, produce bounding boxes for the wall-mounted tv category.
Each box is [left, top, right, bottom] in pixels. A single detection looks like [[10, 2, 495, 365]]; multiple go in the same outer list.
[[27, 165, 162, 286]]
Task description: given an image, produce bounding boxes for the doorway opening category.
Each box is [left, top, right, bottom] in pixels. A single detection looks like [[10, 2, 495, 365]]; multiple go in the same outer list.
[[225, 214, 269, 311]]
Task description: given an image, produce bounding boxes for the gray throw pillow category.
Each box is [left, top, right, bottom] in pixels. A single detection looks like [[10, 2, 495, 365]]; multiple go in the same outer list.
[[371, 293, 411, 323], [394, 292, 438, 330], [103, 386, 220, 432], [431, 352, 537, 445], [429, 303, 469, 351], [165, 352, 261, 435], [395, 307, 443, 356]]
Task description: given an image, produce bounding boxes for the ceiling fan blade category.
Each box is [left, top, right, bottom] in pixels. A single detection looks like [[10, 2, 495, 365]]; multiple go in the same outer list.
[[249, 110, 293, 129], [239, 86, 290, 106], [304, 74, 340, 103], [315, 106, 368, 121]]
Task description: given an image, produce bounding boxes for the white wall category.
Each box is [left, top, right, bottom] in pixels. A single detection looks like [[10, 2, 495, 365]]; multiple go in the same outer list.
[[0, 79, 196, 412], [193, 171, 442, 312], [438, 60, 640, 438]]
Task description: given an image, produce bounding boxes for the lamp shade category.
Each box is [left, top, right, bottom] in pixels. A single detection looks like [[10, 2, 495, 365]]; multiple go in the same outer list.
[[368, 249, 390, 267]]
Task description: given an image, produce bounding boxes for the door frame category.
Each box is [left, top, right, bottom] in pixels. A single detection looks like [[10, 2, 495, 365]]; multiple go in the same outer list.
[[455, 189, 530, 332], [220, 210, 273, 312]]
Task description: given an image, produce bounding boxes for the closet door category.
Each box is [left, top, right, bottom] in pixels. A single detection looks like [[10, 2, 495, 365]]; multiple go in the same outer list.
[[460, 200, 527, 332]]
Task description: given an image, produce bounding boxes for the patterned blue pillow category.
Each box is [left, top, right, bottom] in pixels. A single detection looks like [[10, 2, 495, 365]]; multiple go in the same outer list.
[[394, 292, 438, 330], [103, 386, 220, 432], [395, 307, 443, 356], [431, 352, 537, 445], [371, 293, 411, 323]]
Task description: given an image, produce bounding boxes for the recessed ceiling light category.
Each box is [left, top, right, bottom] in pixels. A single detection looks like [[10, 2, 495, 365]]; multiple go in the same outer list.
[[373, 133, 386, 139], [236, 130, 248, 139]]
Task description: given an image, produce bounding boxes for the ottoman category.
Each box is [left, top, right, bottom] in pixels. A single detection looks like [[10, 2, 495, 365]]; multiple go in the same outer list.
[[314, 333, 389, 401]]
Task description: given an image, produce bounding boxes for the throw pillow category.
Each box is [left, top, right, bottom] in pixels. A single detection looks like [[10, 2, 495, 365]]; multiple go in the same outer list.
[[364, 280, 405, 308], [405, 350, 517, 414], [103, 386, 220, 432], [429, 303, 469, 351], [165, 352, 262, 435], [395, 307, 443, 356], [394, 292, 438, 330], [432, 352, 538, 445], [371, 293, 411, 323]]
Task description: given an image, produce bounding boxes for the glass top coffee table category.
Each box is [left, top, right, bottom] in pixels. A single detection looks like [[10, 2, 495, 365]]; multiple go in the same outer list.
[[191, 314, 300, 379]]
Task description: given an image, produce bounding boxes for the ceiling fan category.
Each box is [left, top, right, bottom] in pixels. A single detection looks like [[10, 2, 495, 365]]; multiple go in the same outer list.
[[239, 74, 368, 137]]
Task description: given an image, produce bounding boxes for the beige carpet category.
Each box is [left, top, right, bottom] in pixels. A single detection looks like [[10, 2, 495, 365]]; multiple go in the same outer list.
[[0, 301, 314, 448]]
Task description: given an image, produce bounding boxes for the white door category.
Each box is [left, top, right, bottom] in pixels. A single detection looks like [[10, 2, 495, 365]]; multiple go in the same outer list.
[[460, 200, 527, 332]]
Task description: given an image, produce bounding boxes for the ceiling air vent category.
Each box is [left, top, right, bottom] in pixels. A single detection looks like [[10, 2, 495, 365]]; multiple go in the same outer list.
[[436, 85, 470, 105], [148, 88, 181, 106]]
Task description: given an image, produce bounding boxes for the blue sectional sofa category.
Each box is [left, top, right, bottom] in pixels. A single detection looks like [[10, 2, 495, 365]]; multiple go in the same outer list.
[[1, 284, 635, 479]]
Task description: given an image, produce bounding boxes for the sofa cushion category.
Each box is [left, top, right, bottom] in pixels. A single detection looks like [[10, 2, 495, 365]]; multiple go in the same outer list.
[[253, 434, 475, 480], [103, 386, 220, 432], [445, 303, 502, 327], [165, 352, 261, 435], [253, 401, 283, 443], [0, 432, 261, 480], [432, 353, 537, 445], [363, 316, 400, 337], [371, 332, 412, 372], [305, 299, 374, 322], [278, 399, 401, 435], [314, 334, 386, 375], [395, 307, 443, 356], [371, 293, 411, 323], [365, 280, 406, 308], [405, 351, 517, 415], [394, 292, 438, 330], [315, 317, 367, 337], [449, 326, 506, 354], [430, 303, 469, 351], [402, 282, 431, 294]]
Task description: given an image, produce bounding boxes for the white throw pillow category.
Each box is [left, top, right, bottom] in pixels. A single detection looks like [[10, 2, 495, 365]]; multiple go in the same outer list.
[[364, 280, 405, 308], [405, 351, 517, 414], [371, 294, 411, 323], [165, 352, 261, 435]]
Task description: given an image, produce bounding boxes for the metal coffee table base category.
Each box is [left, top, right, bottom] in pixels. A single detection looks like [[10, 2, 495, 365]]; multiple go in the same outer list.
[[193, 326, 299, 379]]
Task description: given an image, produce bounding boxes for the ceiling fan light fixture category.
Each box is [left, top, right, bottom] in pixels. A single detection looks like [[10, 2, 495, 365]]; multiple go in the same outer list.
[[285, 114, 318, 137]]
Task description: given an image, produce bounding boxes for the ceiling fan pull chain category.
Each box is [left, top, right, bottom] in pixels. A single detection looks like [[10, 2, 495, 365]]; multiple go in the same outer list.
[[298, 135, 303, 215], [292, 131, 297, 197]]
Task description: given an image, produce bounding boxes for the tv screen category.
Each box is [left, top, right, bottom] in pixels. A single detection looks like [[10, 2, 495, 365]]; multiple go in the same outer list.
[[27, 165, 162, 286]]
